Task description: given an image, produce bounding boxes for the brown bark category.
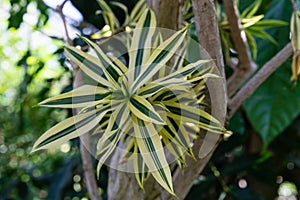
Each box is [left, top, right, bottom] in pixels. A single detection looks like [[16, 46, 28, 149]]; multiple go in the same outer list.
[[228, 43, 293, 119], [158, 0, 227, 199], [224, 0, 257, 97], [146, 0, 180, 30]]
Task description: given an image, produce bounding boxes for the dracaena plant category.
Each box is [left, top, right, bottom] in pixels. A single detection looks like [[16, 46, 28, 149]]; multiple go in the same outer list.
[[32, 9, 227, 195]]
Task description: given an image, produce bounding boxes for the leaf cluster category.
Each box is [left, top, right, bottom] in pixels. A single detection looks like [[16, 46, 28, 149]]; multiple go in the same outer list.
[[32, 9, 227, 194]]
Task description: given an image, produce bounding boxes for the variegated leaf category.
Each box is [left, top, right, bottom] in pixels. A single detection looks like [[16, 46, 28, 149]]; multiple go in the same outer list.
[[129, 95, 165, 125], [130, 0, 147, 23], [32, 106, 110, 152], [130, 26, 188, 94], [128, 9, 157, 85], [153, 59, 212, 84], [133, 141, 149, 188], [64, 46, 112, 88], [132, 116, 174, 195], [96, 103, 130, 177], [80, 37, 123, 85], [38, 85, 111, 108]]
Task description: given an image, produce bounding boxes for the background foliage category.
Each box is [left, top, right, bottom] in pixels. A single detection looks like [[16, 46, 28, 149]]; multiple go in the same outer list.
[[1, 0, 300, 199]]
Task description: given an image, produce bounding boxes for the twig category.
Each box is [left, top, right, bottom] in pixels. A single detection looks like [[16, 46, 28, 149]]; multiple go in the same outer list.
[[228, 42, 293, 119], [224, 0, 257, 97], [57, 1, 102, 200], [56, 0, 73, 46], [291, 0, 298, 13]]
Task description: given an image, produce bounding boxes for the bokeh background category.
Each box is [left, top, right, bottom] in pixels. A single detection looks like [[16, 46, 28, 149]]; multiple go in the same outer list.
[[0, 0, 300, 199]]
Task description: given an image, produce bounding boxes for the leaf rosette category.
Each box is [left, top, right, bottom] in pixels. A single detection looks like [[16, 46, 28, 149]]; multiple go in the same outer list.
[[32, 9, 227, 195]]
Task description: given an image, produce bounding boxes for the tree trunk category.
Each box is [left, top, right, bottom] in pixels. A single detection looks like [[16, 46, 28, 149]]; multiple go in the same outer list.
[[108, 1, 181, 200], [107, 1, 227, 199]]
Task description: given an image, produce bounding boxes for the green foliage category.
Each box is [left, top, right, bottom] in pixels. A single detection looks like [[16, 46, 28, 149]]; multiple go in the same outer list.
[[3, 0, 300, 199], [218, 0, 287, 60], [244, 0, 296, 147], [244, 63, 300, 146]]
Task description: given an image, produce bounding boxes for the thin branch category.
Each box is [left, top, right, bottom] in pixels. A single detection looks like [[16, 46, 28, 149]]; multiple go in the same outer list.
[[56, 0, 73, 46], [57, 1, 102, 200], [228, 42, 293, 119], [291, 0, 298, 13], [224, 0, 257, 97]]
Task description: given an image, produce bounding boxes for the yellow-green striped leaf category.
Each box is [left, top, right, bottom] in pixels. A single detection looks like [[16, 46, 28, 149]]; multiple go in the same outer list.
[[130, 26, 188, 94], [129, 95, 165, 125], [133, 141, 149, 189], [97, 104, 130, 177], [80, 37, 123, 85], [128, 9, 157, 85], [107, 54, 128, 74], [132, 116, 174, 195], [138, 81, 189, 98], [96, 0, 120, 31], [64, 46, 112, 88], [170, 44, 187, 72], [161, 135, 186, 169], [163, 102, 225, 134], [38, 85, 111, 108], [160, 117, 193, 157], [32, 107, 110, 152], [154, 59, 212, 84], [130, 0, 147, 23]]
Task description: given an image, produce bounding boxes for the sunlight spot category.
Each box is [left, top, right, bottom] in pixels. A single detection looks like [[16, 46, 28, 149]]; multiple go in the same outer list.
[[238, 179, 247, 189], [276, 176, 283, 184], [73, 183, 82, 192], [38, 190, 48, 198], [26, 56, 37, 65], [278, 181, 298, 197], [102, 25, 112, 37], [0, 144, 8, 154], [287, 162, 294, 170], [241, 30, 247, 42], [21, 174, 30, 182], [125, 26, 132, 32], [60, 143, 70, 153], [73, 174, 81, 183]]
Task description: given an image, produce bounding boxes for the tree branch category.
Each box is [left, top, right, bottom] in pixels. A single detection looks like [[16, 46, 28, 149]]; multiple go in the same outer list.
[[57, 2, 102, 199], [159, 1, 227, 199], [56, 0, 73, 46], [224, 0, 257, 97], [228, 42, 293, 119], [291, 0, 298, 13]]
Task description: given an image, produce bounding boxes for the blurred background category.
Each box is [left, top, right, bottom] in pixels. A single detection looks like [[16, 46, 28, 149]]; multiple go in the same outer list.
[[0, 0, 300, 199]]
